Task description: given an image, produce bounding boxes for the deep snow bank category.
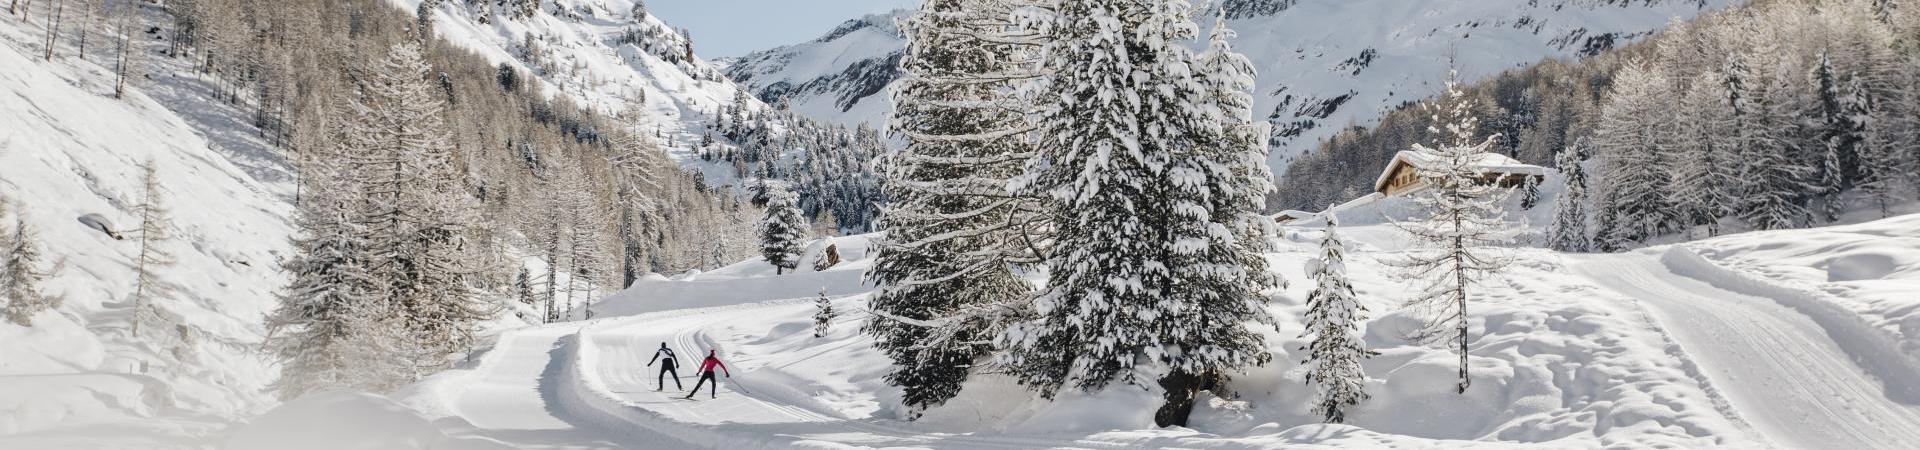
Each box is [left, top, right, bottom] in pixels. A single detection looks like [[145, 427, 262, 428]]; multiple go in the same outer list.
[[223, 392, 513, 450], [1686, 213, 1920, 360]]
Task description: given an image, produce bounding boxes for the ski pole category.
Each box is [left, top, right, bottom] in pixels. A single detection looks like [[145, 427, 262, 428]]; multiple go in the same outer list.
[[730, 377, 753, 395]]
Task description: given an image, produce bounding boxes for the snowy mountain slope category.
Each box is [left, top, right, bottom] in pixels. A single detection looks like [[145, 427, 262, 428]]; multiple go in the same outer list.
[[721, 10, 907, 128], [225, 209, 1920, 449], [723, 0, 1737, 172], [403, 0, 785, 187], [0, 8, 293, 448]]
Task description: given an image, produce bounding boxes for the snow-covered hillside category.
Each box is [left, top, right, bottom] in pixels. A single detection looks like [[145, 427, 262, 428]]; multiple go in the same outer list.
[[403, 0, 768, 186], [721, 10, 907, 128], [0, 7, 292, 447], [724, 0, 1736, 171], [221, 203, 1920, 448]]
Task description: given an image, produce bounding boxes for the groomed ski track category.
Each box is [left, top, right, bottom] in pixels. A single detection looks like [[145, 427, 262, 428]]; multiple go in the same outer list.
[[436, 244, 1920, 450], [441, 299, 1134, 449], [1576, 248, 1920, 450]]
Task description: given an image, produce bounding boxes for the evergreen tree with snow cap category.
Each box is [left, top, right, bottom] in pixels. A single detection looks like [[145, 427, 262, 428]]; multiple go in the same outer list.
[[1301, 211, 1374, 423], [758, 184, 807, 275], [1549, 138, 1592, 252], [998, 0, 1277, 427], [866, 0, 1043, 419], [813, 289, 833, 338]]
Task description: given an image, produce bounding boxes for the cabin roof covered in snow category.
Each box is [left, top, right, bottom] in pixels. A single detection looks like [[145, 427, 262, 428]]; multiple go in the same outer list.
[[1372, 150, 1547, 194]]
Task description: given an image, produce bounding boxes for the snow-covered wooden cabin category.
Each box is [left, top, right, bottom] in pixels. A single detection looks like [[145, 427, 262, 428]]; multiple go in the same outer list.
[[1373, 150, 1546, 197], [1271, 210, 1317, 224]]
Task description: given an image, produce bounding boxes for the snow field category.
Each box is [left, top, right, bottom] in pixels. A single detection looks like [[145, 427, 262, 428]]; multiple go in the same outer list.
[[348, 217, 1920, 448]]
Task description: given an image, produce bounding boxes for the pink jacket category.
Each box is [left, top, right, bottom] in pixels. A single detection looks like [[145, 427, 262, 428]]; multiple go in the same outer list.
[[698, 356, 729, 375]]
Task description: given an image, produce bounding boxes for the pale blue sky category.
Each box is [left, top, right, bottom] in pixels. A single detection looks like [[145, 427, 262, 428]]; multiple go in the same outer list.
[[647, 0, 918, 58]]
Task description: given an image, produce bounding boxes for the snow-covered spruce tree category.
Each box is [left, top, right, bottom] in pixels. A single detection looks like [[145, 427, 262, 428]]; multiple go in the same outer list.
[[131, 159, 174, 338], [350, 42, 494, 375], [1300, 212, 1375, 424], [264, 159, 411, 399], [513, 266, 540, 321], [1152, 11, 1285, 426], [758, 185, 806, 275], [1592, 62, 1675, 251], [1385, 75, 1514, 394], [814, 289, 833, 338], [1549, 137, 1593, 252], [1851, 73, 1896, 216], [1739, 62, 1817, 231], [1809, 53, 1849, 223], [865, 0, 1041, 418], [999, 0, 1277, 426], [1863, 69, 1920, 213], [2, 213, 62, 327], [1668, 70, 1741, 237]]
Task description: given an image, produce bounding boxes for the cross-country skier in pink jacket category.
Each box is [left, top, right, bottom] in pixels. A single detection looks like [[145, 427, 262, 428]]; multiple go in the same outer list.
[[684, 350, 731, 399]]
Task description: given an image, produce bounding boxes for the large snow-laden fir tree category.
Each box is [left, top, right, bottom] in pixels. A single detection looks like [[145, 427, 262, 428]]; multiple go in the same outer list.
[[1300, 212, 1375, 424], [1739, 57, 1818, 231], [865, 0, 1041, 418], [1593, 63, 1676, 251], [1668, 71, 1742, 237], [1386, 75, 1515, 394], [1153, 11, 1284, 426], [349, 42, 496, 375], [998, 0, 1277, 427], [758, 185, 807, 275]]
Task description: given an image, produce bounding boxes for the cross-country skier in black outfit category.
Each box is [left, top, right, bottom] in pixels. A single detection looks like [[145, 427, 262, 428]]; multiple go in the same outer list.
[[647, 343, 682, 391], [684, 350, 731, 399]]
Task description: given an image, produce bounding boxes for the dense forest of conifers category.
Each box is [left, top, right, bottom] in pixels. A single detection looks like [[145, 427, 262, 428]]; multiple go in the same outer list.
[[1274, 0, 1920, 250]]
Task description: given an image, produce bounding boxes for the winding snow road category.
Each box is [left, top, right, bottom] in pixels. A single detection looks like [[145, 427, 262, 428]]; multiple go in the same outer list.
[[1577, 251, 1920, 450]]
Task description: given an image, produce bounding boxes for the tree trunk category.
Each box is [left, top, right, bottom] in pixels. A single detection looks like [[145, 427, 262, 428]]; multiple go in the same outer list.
[[1154, 370, 1212, 428], [43, 0, 63, 60]]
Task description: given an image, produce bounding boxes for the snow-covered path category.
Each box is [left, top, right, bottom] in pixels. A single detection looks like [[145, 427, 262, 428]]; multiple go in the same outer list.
[[1576, 250, 1920, 450], [434, 300, 1122, 449]]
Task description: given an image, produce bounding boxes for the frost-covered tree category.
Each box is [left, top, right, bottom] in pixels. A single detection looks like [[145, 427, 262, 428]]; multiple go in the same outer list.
[[1669, 71, 1741, 236], [1739, 62, 1816, 231], [513, 266, 539, 319], [1152, 11, 1284, 426], [999, 0, 1276, 426], [1300, 212, 1374, 423], [1593, 63, 1675, 250], [350, 42, 494, 373], [1549, 137, 1593, 252], [264, 160, 411, 399], [813, 289, 833, 338], [865, 0, 1040, 418], [1809, 53, 1848, 223], [1386, 76, 1513, 394], [1862, 70, 1919, 214], [131, 159, 174, 338], [758, 185, 806, 275], [2, 211, 62, 327]]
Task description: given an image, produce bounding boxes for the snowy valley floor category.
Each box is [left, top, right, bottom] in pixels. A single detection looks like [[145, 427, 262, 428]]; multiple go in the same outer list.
[[216, 216, 1920, 450]]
